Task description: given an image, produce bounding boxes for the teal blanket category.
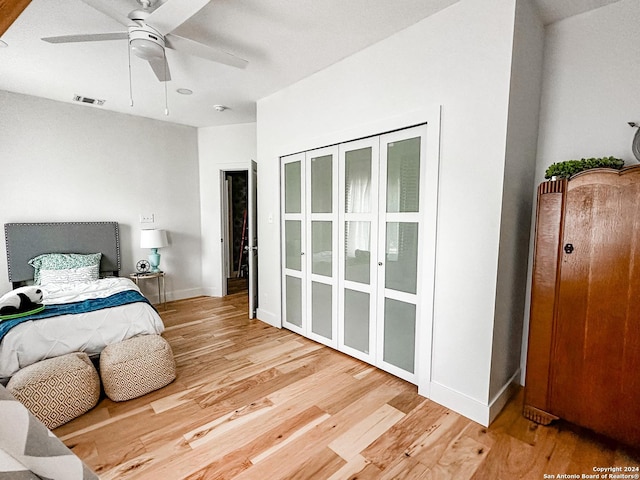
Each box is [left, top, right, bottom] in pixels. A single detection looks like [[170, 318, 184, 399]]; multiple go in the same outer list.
[[0, 290, 154, 341]]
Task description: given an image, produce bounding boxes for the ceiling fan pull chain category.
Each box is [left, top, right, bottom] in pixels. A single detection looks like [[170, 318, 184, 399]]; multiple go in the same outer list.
[[127, 41, 134, 107], [164, 48, 169, 116]]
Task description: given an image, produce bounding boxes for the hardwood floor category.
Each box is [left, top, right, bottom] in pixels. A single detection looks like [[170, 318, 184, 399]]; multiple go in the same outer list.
[[54, 295, 639, 479], [226, 277, 248, 295]]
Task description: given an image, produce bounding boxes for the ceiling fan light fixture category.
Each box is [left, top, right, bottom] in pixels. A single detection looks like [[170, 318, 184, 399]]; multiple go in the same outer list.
[[130, 37, 164, 60], [213, 105, 228, 112], [129, 26, 165, 61]]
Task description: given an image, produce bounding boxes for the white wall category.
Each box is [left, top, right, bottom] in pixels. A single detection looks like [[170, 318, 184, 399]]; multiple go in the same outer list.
[[522, 0, 640, 377], [256, 0, 533, 424], [489, 0, 544, 410], [0, 90, 202, 302], [535, 0, 640, 180], [198, 123, 257, 296]]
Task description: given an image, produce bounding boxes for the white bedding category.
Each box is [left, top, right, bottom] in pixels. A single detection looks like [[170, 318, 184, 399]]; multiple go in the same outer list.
[[0, 277, 165, 379]]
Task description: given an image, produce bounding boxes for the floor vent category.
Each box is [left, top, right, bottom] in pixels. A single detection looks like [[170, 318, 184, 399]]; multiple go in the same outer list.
[[73, 95, 105, 106]]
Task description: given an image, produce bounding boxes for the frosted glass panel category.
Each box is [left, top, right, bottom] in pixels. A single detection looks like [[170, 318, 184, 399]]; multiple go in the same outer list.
[[344, 221, 370, 285], [284, 161, 301, 213], [383, 298, 416, 373], [345, 147, 372, 213], [387, 137, 420, 213], [311, 154, 332, 213], [385, 222, 418, 294], [285, 220, 301, 271], [344, 288, 370, 354], [285, 276, 302, 327], [312, 221, 332, 277], [311, 282, 332, 340]]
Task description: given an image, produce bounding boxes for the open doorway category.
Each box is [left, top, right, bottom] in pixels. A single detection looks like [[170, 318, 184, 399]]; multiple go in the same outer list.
[[223, 170, 249, 295]]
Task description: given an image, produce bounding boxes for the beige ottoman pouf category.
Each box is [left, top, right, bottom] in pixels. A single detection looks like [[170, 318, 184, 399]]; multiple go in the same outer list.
[[6, 352, 100, 430], [100, 334, 175, 402]]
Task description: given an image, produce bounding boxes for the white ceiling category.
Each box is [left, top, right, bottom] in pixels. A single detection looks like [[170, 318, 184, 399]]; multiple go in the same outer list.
[[0, 0, 623, 128], [533, 0, 621, 25]]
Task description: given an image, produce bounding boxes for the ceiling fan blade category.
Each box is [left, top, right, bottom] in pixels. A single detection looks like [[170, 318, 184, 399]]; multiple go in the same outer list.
[[80, 0, 131, 27], [148, 57, 172, 82], [146, 0, 211, 35], [42, 32, 128, 44], [165, 34, 248, 69]]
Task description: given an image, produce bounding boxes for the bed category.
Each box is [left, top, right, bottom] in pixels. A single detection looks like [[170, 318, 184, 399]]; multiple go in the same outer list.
[[1, 222, 165, 381]]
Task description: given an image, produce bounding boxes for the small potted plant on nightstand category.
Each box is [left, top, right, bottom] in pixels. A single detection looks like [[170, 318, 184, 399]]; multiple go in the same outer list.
[[545, 156, 624, 180]]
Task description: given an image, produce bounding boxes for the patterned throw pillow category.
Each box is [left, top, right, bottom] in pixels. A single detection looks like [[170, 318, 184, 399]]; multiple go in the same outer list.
[[28, 253, 102, 285]]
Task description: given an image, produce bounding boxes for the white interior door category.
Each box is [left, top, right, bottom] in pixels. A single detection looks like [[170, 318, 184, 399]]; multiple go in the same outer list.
[[280, 123, 433, 387], [248, 160, 258, 318], [221, 176, 230, 296], [281, 153, 306, 334], [337, 137, 380, 364], [305, 146, 339, 348], [375, 125, 427, 383]]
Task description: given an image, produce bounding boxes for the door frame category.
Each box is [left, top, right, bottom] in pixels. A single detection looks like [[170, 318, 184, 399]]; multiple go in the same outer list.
[[220, 167, 250, 298], [276, 106, 443, 398], [248, 160, 258, 318]]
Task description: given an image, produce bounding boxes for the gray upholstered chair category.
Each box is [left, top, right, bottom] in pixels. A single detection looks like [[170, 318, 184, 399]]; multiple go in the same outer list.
[[0, 384, 98, 480]]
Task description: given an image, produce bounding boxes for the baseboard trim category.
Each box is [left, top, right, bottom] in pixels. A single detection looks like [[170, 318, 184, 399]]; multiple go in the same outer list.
[[256, 308, 280, 328], [429, 382, 491, 426], [201, 286, 221, 297], [428, 369, 522, 427], [488, 369, 521, 424], [167, 288, 205, 303]]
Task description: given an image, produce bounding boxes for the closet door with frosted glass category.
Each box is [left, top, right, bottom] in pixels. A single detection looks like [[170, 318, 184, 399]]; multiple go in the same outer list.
[[338, 138, 380, 364], [305, 147, 339, 347], [375, 125, 426, 383], [281, 153, 306, 335]]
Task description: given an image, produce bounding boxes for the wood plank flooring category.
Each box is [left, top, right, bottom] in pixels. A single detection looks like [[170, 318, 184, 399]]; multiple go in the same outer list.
[[226, 277, 248, 295], [54, 295, 640, 479]]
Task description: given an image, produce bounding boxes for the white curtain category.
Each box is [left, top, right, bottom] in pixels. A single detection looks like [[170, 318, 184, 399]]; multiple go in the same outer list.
[[345, 153, 371, 258]]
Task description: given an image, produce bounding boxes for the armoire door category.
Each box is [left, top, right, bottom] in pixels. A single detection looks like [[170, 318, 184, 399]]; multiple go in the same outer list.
[[549, 172, 640, 444]]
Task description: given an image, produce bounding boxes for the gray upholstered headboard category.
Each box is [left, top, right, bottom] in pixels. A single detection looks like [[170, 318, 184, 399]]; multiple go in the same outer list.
[[5, 222, 121, 286]]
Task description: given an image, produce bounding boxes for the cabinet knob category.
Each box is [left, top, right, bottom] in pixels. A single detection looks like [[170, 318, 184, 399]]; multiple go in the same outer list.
[[564, 243, 574, 254], [378, 262, 383, 266]]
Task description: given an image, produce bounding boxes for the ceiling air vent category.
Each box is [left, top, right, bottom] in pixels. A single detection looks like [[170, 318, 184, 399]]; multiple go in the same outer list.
[[73, 95, 105, 106]]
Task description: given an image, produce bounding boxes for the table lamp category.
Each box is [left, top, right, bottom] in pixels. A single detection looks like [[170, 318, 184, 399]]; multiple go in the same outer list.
[[140, 229, 168, 272]]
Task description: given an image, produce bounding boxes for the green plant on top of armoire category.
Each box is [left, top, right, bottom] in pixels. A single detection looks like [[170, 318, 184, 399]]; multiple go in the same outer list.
[[544, 156, 625, 179]]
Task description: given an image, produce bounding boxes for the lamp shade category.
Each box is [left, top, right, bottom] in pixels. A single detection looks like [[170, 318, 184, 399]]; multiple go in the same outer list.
[[140, 229, 168, 249]]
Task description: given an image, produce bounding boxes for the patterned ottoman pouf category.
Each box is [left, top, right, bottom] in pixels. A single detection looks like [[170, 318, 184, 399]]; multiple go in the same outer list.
[[6, 352, 101, 430], [100, 334, 176, 402]]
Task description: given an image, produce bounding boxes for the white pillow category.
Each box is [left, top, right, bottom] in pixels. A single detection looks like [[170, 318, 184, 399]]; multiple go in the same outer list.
[[38, 265, 100, 285]]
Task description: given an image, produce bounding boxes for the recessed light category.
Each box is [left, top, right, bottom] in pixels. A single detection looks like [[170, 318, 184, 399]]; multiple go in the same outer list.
[[0, 40, 8, 48], [213, 105, 228, 112], [176, 88, 193, 95]]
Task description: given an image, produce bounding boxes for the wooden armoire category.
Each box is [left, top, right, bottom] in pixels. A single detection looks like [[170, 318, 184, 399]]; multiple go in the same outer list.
[[524, 165, 640, 447]]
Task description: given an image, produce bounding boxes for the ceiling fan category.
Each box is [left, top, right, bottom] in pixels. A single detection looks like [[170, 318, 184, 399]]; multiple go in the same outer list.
[[42, 0, 248, 83]]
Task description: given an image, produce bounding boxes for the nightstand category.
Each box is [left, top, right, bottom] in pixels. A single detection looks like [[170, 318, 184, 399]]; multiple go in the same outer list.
[[130, 271, 166, 309]]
